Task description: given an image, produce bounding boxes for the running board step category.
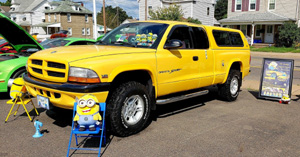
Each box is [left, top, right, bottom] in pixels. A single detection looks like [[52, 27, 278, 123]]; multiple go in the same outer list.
[[156, 90, 209, 105]]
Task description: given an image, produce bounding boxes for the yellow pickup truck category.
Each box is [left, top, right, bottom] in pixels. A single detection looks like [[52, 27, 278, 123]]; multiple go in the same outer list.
[[24, 21, 250, 136]]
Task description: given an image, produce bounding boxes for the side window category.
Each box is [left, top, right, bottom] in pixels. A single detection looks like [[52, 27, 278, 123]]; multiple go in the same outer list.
[[230, 32, 244, 46], [191, 27, 209, 49], [213, 30, 231, 46], [69, 41, 87, 45], [213, 30, 244, 47], [167, 27, 192, 49]]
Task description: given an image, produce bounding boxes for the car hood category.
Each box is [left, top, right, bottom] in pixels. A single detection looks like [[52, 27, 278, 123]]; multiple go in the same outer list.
[[0, 13, 43, 52], [30, 45, 156, 63]]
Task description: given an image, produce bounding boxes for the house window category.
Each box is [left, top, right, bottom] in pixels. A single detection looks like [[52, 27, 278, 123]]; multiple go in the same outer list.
[[22, 17, 26, 21], [68, 28, 72, 36], [67, 13, 71, 22], [148, 6, 152, 10], [87, 28, 90, 35], [207, 7, 210, 15], [54, 13, 57, 22], [13, 17, 16, 21], [48, 13, 51, 22], [240, 25, 247, 35], [10, 7, 15, 11], [249, 0, 256, 10], [82, 28, 85, 35], [236, 0, 242, 11], [255, 25, 262, 37], [269, 0, 275, 10], [85, 14, 88, 23]]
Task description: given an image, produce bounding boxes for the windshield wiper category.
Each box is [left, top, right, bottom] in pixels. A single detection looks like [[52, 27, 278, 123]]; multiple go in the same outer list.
[[114, 41, 136, 47]]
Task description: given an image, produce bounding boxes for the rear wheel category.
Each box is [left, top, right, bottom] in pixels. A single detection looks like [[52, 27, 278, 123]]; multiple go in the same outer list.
[[218, 70, 241, 101], [107, 81, 151, 137]]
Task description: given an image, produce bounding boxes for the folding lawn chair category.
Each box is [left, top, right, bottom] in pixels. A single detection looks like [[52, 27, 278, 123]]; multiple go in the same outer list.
[[5, 78, 39, 123], [67, 102, 107, 157]]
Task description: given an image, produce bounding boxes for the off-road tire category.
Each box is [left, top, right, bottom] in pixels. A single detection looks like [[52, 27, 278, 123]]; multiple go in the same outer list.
[[218, 70, 241, 101], [107, 81, 151, 137]]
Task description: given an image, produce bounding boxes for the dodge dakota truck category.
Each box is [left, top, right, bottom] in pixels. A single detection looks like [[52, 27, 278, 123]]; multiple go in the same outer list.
[[24, 21, 250, 136]]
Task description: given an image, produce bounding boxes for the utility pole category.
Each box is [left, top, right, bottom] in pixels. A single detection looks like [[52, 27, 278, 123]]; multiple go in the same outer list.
[[145, 0, 147, 20], [103, 0, 106, 33], [93, 0, 97, 39]]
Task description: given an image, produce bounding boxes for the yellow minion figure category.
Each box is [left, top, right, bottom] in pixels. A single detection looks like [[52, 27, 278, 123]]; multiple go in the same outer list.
[[135, 34, 141, 42], [147, 33, 153, 43], [152, 34, 158, 43], [141, 34, 147, 45], [10, 78, 27, 99], [74, 94, 102, 131]]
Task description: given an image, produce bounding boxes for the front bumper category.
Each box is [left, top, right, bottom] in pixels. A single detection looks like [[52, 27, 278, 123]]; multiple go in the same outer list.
[[23, 74, 110, 109]]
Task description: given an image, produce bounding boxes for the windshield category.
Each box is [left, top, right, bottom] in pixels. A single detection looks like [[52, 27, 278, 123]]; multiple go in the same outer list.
[[41, 38, 69, 49], [99, 22, 169, 48]]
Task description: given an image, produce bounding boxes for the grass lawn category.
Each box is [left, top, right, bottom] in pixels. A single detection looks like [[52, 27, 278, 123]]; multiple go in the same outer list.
[[250, 46, 300, 53]]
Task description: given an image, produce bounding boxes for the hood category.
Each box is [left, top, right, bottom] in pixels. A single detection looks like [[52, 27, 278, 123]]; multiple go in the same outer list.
[[0, 13, 43, 52], [30, 45, 156, 63]]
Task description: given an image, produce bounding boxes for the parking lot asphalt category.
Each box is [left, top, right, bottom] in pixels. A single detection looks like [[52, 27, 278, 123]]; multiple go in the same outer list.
[[1, 51, 300, 157], [1, 87, 300, 157]]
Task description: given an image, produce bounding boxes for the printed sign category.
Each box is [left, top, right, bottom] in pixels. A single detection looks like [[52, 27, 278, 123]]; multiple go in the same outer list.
[[259, 58, 294, 100]]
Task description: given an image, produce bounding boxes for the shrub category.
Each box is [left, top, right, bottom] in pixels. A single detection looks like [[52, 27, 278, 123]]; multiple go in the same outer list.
[[276, 22, 300, 47]]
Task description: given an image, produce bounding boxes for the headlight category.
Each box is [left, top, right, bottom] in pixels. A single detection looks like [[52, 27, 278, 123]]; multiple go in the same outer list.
[[68, 67, 100, 83]]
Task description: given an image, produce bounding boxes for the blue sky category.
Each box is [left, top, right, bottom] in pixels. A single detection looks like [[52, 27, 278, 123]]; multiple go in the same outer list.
[[0, 0, 139, 19]]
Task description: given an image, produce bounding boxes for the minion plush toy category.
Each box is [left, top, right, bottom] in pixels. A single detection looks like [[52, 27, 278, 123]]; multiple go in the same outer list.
[[147, 33, 153, 43], [141, 34, 147, 46], [74, 94, 102, 131]]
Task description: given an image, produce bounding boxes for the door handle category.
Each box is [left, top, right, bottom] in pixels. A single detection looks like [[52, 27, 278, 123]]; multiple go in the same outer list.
[[193, 56, 198, 61]]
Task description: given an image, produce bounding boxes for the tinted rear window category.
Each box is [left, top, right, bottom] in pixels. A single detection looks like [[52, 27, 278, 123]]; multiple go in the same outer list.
[[213, 30, 244, 47]]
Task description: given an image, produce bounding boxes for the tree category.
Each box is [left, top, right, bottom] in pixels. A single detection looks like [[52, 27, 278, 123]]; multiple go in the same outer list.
[[186, 17, 202, 24], [275, 22, 300, 47], [149, 4, 184, 21], [0, 0, 11, 6], [97, 5, 132, 29], [214, 0, 228, 20], [149, 4, 202, 24]]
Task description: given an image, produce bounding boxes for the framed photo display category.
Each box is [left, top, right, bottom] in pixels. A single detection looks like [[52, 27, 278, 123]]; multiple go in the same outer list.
[[259, 58, 294, 100]]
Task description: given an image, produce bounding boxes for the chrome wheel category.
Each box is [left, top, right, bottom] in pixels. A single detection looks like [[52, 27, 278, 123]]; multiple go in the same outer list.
[[122, 95, 145, 125], [230, 77, 239, 95]]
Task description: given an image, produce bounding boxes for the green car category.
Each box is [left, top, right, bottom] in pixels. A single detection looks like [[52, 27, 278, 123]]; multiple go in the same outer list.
[[0, 13, 96, 93]]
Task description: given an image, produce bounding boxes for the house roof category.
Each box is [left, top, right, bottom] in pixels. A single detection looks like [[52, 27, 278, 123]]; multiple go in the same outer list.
[[219, 12, 294, 24], [0, 6, 10, 12], [10, 0, 46, 13], [45, 0, 92, 14]]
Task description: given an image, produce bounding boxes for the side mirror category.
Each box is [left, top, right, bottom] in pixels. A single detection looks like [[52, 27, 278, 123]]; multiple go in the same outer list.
[[26, 48, 39, 53], [164, 39, 183, 49]]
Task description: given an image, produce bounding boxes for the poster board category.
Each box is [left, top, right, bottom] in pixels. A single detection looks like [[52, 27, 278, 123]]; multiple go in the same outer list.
[[259, 58, 294, 100]]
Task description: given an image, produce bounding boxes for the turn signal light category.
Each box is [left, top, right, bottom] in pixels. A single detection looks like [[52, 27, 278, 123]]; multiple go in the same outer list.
[[68, 76, 100, 83]]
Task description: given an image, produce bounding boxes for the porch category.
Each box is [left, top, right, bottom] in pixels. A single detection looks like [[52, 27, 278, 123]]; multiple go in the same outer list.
[[219, 12, 295, 46]]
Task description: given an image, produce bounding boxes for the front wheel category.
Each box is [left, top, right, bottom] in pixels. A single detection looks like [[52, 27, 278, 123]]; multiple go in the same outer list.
[[218, 70, 241, 101], [107, 81, 151, 137]]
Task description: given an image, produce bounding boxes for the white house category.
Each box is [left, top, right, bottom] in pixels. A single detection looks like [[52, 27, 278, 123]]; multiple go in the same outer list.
[[9, 0, 50, 35], [137, 0, 218, 26]]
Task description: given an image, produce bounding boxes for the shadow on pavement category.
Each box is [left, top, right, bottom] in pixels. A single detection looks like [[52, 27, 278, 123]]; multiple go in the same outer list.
[[46, 107, 73, 127], [0, 92, 10, 99]]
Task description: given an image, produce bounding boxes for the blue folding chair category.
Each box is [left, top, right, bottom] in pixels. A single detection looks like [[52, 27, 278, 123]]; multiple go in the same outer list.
[[67, 102, 106, 157]]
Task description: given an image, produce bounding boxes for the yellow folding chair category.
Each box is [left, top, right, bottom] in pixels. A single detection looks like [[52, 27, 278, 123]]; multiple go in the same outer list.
[[5, 78, 39, 122]]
